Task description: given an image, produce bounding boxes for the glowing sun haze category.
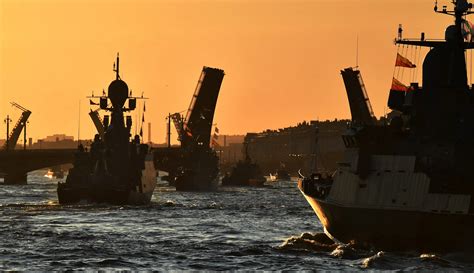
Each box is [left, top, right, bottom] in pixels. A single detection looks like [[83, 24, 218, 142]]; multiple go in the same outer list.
[[0, 0, 454, 143]]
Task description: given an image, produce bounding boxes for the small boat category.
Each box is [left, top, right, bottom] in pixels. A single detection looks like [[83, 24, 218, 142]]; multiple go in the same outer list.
[[269, 173, 277, 182]]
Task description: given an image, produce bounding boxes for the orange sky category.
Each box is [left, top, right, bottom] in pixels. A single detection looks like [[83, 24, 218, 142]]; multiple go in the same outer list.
[[0, 0, 457, 143]]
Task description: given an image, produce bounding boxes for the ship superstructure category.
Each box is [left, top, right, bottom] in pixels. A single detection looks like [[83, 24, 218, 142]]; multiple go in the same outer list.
[[221, 136, 266, 187], [57, 54, 156, 204], [299, 0, 474, 250]]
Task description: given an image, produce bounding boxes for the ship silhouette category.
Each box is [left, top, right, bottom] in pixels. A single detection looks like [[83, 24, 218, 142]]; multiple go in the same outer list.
[[57, 54, 156, 204], [222, 135, 266, 187], [299, 0, 474, 251]]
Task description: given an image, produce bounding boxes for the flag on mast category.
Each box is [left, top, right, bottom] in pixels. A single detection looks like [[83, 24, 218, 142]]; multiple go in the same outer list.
[[462, 19, 474, 42], [391, 77, 411, 92], [395, 53, 416, 68]]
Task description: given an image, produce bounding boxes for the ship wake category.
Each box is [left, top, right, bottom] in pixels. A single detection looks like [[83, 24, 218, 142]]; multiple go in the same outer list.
[[277, 232, 474, 270], [277, 232, 337, 252]]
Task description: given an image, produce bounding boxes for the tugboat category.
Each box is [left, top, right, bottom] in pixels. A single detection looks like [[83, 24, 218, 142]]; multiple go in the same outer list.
[[57, 54, 156, 205], [221, 140, 266, 187], [299, 0, 474, 251]]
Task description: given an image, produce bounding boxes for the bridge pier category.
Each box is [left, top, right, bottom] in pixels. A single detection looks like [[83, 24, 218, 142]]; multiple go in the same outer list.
[[4, 172, 27, 185]]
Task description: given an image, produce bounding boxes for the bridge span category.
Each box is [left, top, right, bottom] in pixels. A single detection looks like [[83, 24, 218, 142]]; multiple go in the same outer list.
[[0, 149, 76, 184]]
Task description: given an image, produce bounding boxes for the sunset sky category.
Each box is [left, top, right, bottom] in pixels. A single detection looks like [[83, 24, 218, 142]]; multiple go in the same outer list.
[[0, 0, 457, 143]]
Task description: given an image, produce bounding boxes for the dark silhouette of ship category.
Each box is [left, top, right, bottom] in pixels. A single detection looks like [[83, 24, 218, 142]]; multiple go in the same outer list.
[[275, 168, 291, 181], [155, 67, 224, 191], [222, 139, 266, 187], [57, 54, 156, 204], [299, 0, 474, 251]]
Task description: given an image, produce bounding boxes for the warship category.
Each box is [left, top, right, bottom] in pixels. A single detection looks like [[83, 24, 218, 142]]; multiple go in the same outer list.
[[57, 54, 156, 204], [174, 145, 220, 191], [221, 140, 266, 187], [299, 0, 474, 251], [275, 167, 291, 181]]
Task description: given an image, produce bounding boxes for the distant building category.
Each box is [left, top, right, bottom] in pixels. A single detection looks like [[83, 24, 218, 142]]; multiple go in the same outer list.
[[42, 134, 74, 142], [215, 135, 245, 147], [244, 120, 349, 174], [213, 135, 245, 167], [28, 134, 91, 149]]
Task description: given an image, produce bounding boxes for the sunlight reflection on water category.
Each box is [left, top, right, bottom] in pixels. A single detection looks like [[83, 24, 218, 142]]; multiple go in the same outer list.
[[0, 170, 472, 270]]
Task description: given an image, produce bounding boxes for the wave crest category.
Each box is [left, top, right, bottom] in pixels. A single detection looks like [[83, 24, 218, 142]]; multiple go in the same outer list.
[[278, 232, 337, 252]]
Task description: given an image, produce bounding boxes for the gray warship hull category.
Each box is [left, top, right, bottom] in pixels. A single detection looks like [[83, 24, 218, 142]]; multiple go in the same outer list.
[[57, 185, 154, 205], [58, 156, 156, 205], [175, 175, 219, 192], [298, 179, 474, 251]]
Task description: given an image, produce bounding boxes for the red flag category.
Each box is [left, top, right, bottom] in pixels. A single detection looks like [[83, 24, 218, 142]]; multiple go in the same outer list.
[[395, 53, 416, 68], [391, 78, 410, 92], [462, 19, 474, 42]]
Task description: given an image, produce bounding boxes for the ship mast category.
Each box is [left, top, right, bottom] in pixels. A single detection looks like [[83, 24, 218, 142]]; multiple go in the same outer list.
[[113, 53, 120, 80], [396, 0, 474, 48]]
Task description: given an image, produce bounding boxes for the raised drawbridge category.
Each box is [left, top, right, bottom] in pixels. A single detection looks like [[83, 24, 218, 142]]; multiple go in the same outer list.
[[89, 109, 105, 140], [3, 102, 31, 150], [341, 67, 376, 126], [154, 66, 225, 191]]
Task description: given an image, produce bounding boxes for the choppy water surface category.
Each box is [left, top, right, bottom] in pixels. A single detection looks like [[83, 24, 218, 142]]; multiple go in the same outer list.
[[1, 171, 474, 271]]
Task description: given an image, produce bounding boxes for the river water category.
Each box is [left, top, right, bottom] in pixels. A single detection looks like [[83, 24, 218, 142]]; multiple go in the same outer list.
[[0, 170, 473, 271]]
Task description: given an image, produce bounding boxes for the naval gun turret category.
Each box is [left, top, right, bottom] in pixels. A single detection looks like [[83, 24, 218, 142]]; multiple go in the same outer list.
[[57, 54, 157, 205]]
